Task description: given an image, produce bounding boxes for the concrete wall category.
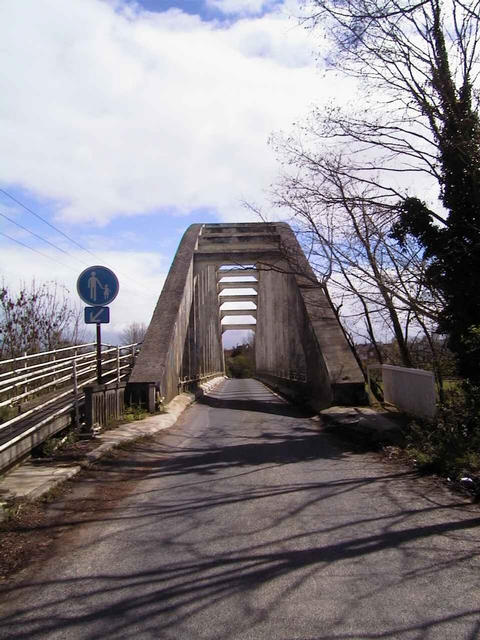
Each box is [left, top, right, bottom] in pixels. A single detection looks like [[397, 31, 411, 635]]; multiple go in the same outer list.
[[255, 260, 307, 379], [129, 224, 224, 404], [255, 259, 353, 410], [0, 412, 71, 473], [382, 365, 436, 418], [275, 223, 366, 407]]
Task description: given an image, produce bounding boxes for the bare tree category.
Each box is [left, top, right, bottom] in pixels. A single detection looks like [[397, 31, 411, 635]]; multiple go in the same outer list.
[[120, 322, 147, 345], [0, 281, 84, 359], [296, 0, 480, 380], [254, 141, 447, 390], [300, 0, 479, 193]]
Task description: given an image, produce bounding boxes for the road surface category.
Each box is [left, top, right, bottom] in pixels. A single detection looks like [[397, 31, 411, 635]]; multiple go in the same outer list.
[[1, 378, 479, 639]]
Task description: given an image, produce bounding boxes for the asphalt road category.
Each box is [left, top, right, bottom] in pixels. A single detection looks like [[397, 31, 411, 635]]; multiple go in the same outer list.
[[1, 378, 480, 639]]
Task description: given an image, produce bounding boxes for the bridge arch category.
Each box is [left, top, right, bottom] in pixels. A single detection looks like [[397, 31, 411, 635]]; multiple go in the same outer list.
[[128, 222, 365, 411]]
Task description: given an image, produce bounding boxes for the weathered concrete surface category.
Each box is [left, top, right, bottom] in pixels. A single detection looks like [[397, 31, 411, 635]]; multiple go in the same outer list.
[[276, 223, 365, 406], [128, 225, 224, 403], [255, 258, 310, 395], [320, 405, 405, 446], [129, 222, 365, 410], [180, 262, 224, 385]]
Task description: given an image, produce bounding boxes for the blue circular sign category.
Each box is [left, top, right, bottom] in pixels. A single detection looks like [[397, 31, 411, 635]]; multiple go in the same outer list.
[[77, 265, 119, 306]]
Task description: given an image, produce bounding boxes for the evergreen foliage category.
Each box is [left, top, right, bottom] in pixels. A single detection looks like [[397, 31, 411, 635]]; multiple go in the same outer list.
[[393, 87, 480, 380]]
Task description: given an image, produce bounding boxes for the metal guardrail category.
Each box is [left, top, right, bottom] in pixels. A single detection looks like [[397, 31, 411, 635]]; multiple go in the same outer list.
[[0, 341, 141, 445], [178, 372, 224, 386], [256, 369, 307, 383]]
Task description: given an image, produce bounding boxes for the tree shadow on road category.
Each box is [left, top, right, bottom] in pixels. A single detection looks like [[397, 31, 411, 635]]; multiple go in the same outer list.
[[198, 392, 315, 417], [1, 394, 480, 639], [1, 506, 479, 640]]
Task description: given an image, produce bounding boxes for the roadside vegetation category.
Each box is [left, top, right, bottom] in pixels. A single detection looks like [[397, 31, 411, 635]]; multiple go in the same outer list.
[[225, 341, 255, 379], [123, 403, 149, 422], [401, 383, 480, 492]]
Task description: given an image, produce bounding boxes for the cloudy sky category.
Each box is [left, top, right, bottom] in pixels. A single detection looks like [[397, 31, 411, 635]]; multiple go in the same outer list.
[[0, 0, 353, 344]]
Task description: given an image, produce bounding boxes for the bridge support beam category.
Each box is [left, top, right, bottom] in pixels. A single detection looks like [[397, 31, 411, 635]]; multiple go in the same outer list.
[[128, 224, 224, 404], [255, 223, 366, 409]]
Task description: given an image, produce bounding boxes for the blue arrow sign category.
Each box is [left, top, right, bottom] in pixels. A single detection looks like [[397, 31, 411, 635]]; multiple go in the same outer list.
[[84, 306, 110, 324], [77, 265, 119, 305]]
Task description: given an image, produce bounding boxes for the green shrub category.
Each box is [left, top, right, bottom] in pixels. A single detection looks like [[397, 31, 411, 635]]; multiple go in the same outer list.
[[123, 404, 148, 422], [33, 428, 78, 458], [226, 354, 254, 378], [405, 382, 480, 478]]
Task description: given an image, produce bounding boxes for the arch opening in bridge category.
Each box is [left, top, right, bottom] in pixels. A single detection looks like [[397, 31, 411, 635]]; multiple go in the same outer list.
[[223, 328, 256, 379]]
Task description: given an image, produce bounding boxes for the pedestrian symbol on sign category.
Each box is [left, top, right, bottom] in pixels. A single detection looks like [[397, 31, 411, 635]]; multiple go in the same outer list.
[[77, 265, 119, 306], [88, 271, 103, 303]]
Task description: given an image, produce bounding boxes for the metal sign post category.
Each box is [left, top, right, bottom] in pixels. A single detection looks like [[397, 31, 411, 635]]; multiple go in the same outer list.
[[96, 323, 102, 384], [77, 266, 119, 387]]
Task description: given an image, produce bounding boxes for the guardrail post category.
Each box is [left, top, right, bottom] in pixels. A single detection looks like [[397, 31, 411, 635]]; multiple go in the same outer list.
[[72, 358, 80, 429], [96, 324, 102, 384], [53, 350, 57, 389], [116, 346, 120, 384], [23, 351, 28, 395], [84, 385, 96, 434]]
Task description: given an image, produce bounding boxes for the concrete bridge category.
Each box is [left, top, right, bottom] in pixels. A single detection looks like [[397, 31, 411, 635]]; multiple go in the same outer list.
[[128, 222, 365, 412]]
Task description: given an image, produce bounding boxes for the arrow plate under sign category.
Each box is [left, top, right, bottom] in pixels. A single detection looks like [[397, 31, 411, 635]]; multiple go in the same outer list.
[[84, 306, 110, 324]]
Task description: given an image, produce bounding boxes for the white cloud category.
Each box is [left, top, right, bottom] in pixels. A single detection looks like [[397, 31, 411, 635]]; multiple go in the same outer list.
[[206, 0, 276, 17], [0, 0, 335, 226], [0, 246, 166, 341]]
